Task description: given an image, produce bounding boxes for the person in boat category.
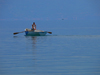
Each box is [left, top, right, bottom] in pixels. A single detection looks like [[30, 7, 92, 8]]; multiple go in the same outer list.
[[31, 22, 36, 31]]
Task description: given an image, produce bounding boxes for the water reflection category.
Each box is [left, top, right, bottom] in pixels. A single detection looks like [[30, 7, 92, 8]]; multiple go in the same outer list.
[[2, 35, 100, 75], [31, 36, 37, 45], [12, 36, 39, 74], [24, 36, 50, 75], [25, 36, 37, 49]]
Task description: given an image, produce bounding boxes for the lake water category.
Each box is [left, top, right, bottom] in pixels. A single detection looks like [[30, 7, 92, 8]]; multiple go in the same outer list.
[[0, 20, 100, 75]]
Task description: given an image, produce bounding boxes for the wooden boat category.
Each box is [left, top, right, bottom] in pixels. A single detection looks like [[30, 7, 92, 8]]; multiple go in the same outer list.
[[25, 28, 48, 36]]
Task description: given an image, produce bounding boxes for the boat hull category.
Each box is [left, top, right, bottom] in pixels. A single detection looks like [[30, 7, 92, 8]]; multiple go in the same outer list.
[[25, 31, 47, 36], [25, 29, 47, 36]]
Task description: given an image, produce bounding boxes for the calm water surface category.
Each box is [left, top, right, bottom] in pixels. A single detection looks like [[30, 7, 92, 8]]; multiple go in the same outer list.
[[0, 20, 100, 75]]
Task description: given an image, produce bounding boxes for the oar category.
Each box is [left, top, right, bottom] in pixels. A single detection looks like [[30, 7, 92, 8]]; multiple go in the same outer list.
[[36, 30, 52, 34], [47, 32, 52, 34], [13, 30, 52, 35], [13, 31, 25, 35]]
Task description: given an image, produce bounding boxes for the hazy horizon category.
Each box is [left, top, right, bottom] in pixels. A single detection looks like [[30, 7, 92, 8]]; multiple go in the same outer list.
[[0, 0, 100, 21]]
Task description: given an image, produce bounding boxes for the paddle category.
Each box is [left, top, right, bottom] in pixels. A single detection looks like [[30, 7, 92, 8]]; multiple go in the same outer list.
[[47, 32, 52, 34], [13, 30, 52, 35], [34, 29, 52, 34], [13, 31, 25, 35]]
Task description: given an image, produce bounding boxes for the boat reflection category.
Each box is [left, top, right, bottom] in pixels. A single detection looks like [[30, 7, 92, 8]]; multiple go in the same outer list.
[[25, 36, 37, 74], [13, 36, 48, 74], [25, 36, 38, 55]]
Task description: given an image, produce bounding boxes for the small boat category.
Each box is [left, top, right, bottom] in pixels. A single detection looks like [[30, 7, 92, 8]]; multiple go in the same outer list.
[[13, 28, 52, 36], [25, 28, 48, 36]]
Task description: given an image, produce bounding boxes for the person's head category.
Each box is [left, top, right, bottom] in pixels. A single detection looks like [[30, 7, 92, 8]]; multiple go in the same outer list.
[[33, 22, 35, 24]]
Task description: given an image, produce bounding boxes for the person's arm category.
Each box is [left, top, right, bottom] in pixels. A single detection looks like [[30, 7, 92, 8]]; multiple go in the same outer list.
[[32, 25, 33, 29], [35, 25, 36, 30], [32, 25, 34, 29]]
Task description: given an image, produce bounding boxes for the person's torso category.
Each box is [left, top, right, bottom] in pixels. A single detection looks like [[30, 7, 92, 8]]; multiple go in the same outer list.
[[32, 24, 36, 27]]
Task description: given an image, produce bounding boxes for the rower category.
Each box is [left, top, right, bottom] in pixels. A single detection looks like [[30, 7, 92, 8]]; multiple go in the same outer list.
[[31, 22, 36, 31]]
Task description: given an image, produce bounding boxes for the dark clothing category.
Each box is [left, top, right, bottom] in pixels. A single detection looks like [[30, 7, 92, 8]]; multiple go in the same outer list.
[[31, 28, 34, 31]]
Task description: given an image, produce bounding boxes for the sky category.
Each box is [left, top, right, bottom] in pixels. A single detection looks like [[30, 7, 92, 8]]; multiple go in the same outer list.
[[0, 0, 100, 20]]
